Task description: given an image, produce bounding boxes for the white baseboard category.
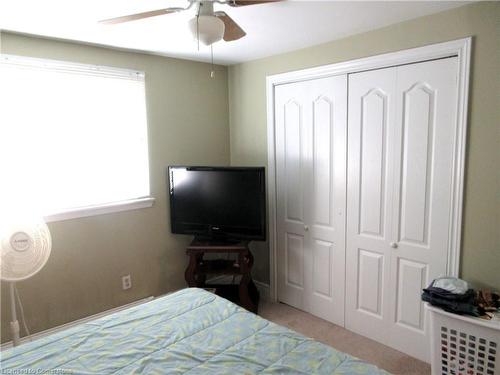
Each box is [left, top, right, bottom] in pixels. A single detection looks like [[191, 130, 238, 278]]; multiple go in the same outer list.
[[254, 281, 271, 302], [1, 296, 153, 350]]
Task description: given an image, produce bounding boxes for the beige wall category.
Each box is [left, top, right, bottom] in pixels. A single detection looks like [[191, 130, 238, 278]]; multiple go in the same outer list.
[[0, 32, 230, 342], [228, 2, 500, 288]]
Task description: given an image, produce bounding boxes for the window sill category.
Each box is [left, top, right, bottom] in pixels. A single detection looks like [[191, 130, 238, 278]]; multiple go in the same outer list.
[[44, 197, 155, 223]]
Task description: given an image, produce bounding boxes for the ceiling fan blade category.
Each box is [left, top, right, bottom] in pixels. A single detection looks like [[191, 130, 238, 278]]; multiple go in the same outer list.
[[228, 0, 283, 7], [215, 12, 246, 42], [99, 8, 183, 25]]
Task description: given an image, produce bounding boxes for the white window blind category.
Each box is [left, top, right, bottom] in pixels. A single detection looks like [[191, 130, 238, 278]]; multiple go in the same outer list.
[[0, 54, 151, 219]]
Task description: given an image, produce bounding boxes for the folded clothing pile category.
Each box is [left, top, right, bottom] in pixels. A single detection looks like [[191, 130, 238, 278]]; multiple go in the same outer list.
[[422, 277, 500, 320]]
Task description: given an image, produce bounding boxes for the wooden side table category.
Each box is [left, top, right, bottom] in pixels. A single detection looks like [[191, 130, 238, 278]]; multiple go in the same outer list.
[[184, 239, 260, 313]]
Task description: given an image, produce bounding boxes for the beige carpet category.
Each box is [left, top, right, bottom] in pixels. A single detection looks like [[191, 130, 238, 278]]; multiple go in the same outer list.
[[259, 301, 430, 375]]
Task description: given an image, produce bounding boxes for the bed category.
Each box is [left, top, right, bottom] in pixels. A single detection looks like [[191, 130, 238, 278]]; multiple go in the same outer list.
[[1, 288, 388, 374]]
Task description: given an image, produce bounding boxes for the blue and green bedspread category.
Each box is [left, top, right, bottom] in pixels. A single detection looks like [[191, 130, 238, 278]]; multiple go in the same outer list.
[[1, 288, 388, 374]]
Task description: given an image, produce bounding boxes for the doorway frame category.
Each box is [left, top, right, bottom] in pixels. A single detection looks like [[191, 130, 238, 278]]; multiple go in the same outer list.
[[266, 37, 471, 302]]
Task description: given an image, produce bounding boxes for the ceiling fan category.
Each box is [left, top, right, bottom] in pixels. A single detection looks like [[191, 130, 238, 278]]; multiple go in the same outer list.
[[100, 0, 283, 46]]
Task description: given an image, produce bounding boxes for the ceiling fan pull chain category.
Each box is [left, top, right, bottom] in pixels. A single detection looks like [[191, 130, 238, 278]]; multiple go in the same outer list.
[[210, 44, 215, 78], [196, 15, 200, 51]]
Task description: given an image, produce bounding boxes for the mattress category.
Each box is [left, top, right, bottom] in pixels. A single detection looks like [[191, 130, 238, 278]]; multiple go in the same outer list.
[[1, 288, 388, 374]]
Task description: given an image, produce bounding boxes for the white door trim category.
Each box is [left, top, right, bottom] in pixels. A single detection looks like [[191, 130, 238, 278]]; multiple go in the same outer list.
[[266, 37, 471, 302]]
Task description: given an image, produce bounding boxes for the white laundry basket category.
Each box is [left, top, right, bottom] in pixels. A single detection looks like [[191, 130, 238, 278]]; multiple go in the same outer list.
[[427, 303, 500, 375]]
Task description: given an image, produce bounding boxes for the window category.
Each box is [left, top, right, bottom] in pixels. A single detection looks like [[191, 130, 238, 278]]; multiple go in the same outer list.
[[0, 55, 152, 221]]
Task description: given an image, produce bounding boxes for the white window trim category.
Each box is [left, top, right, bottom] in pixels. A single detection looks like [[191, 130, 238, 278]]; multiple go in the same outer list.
[[1, 54, 145, 80], [44, 197, 155, 223]]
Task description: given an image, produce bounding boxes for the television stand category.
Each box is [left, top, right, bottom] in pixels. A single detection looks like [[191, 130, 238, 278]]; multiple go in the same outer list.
[[189, 237, 241, 246], [184, 238, 259, 313]]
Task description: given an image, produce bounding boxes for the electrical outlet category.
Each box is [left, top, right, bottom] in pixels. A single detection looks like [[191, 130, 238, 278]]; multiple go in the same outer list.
[[122, 275, 132, 290]]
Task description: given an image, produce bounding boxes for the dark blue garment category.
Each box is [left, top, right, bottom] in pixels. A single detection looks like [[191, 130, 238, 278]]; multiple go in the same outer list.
[[421, 283, 479, 317]]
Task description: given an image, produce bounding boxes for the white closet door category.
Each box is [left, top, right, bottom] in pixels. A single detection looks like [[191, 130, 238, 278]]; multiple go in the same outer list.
[[275, 80, 309, 311], [345, 67, 398, 342], [346, 57, 458, 362], [275, 75, 347, 326], [388, 57, 458, 361]]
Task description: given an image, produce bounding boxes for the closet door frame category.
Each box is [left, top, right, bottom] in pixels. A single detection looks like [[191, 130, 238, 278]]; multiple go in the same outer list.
[[266, 37, 471, 302]]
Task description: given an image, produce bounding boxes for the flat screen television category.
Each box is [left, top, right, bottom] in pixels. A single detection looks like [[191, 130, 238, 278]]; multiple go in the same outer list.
[[168, 166, 266, 241]]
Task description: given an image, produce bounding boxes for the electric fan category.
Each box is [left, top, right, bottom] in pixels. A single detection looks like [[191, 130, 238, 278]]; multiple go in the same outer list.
[[0, 216, 52, 346]]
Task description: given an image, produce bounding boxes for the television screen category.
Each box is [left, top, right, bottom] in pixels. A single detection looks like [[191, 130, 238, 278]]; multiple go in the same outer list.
[[168, 166, 266, 241]]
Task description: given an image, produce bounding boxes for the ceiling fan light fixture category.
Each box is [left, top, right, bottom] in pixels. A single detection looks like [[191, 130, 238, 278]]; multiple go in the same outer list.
[[188, 15, 225, 46]]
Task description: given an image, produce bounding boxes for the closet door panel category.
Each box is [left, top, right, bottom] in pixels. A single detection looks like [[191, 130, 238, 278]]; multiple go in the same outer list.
[[388, 57, 458, 362], [312, 96, 334, 227], [358, 89, 388, 238], [357, 248, 384, 317], [398, 84, 435, 245], [347, 57, 458, 363], [345, 67, 397, 342], [276, 83, 308, 310], [283, 100, 304, 223], [308, 75, 347, 326], [285, 233, 305, 288], [275, 75, 347, 326], [312, 239, 333, 298], [395, 258, 427, 330]]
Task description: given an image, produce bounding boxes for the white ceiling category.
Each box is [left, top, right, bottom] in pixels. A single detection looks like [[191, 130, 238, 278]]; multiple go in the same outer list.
[[0, 1, 470, 65]]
